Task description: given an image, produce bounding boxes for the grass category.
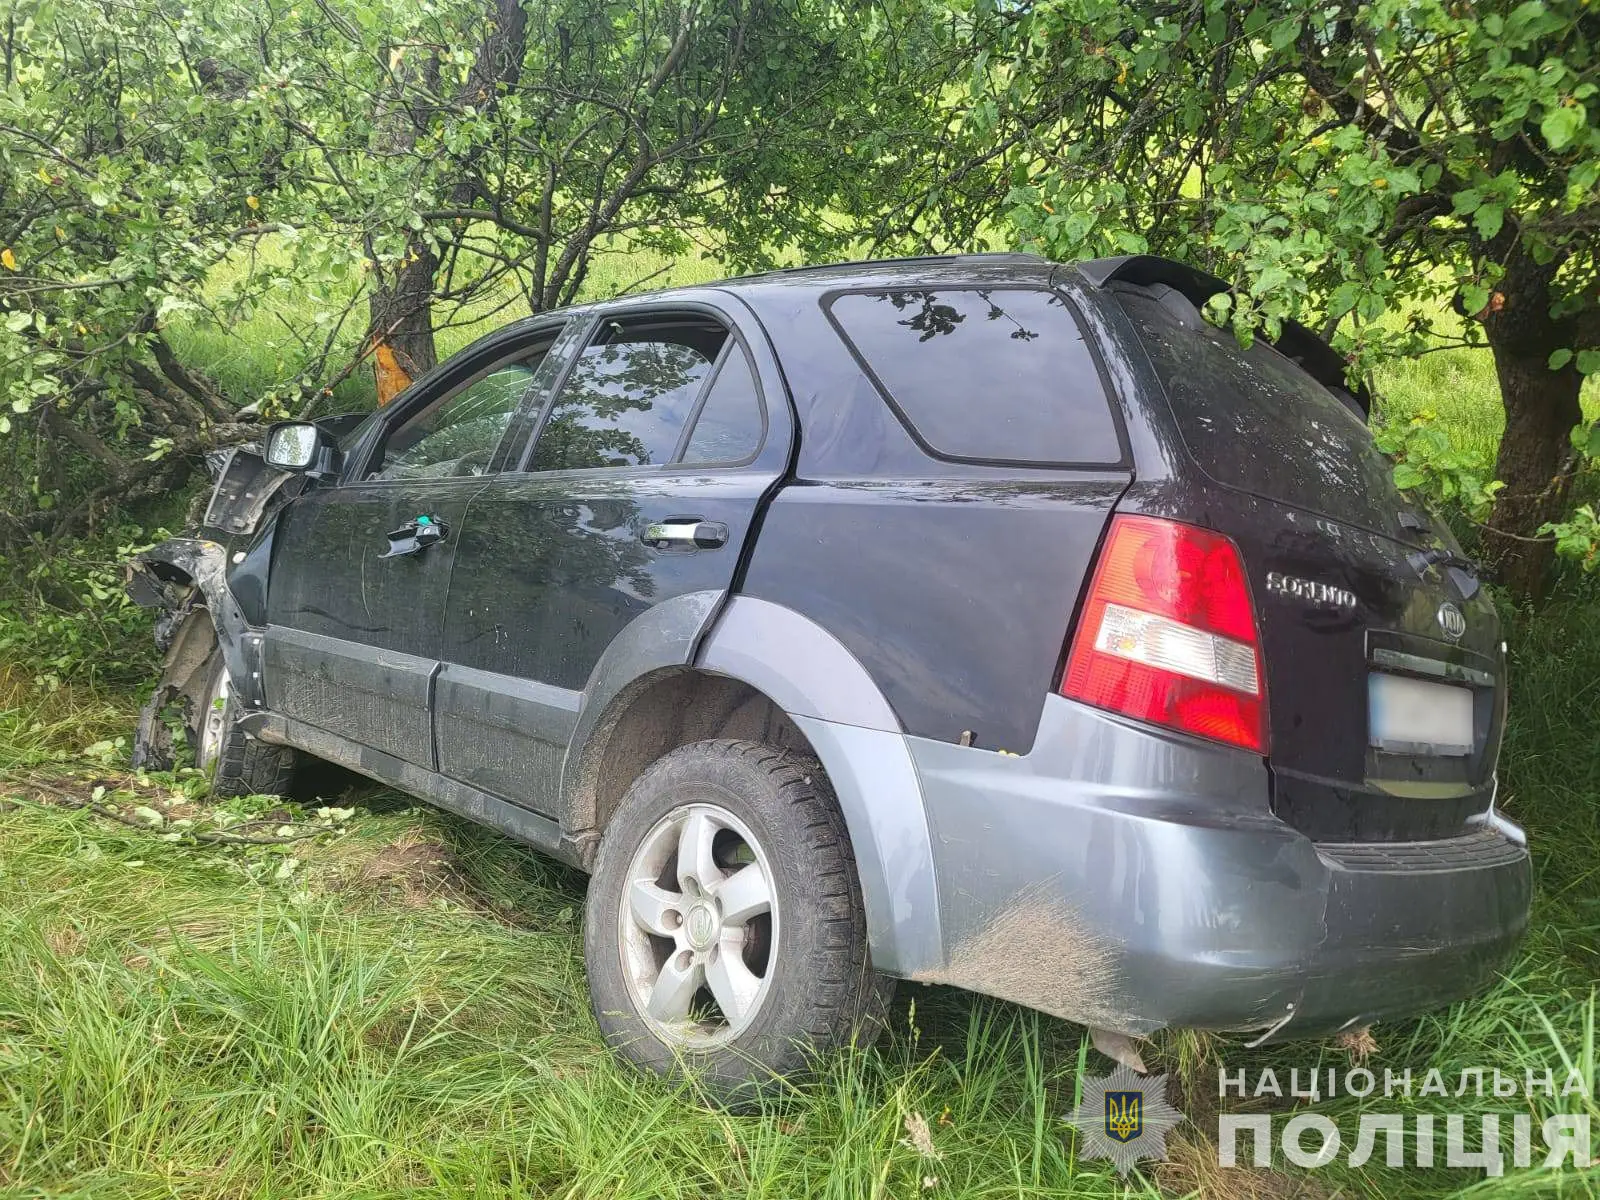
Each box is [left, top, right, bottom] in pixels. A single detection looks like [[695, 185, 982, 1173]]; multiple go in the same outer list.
[[1, 599, 1597, 1198], [2, 254, 1600, 1197]]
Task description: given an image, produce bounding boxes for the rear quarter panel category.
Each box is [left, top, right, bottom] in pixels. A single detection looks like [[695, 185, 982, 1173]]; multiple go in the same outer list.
[[736, 276, 1133, 752]]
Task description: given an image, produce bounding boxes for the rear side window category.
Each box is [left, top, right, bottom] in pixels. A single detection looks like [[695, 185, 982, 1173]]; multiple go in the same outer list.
[[825, 288, 1122, 466], [1115, 290, 1413, 540], [681, 344, 765, 465], [528, 319, 725, 471]]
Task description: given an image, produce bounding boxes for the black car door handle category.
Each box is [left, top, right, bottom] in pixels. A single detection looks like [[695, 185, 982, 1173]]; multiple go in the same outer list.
[[380, 515, 449, 558], [642, 519, 728, 550]]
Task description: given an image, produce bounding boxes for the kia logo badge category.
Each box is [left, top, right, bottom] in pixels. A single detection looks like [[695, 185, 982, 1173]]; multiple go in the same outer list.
[[1437, 602, 1466, 641]]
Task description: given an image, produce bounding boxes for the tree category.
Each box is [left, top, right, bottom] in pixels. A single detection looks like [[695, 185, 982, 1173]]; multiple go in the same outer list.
[[284, 0, 956, 398], [907, 0, 1600, 597], [0, 0, 322, 546], [0, 0, 954, 540]]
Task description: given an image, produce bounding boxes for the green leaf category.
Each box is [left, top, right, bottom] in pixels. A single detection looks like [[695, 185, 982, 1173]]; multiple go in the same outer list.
[[1540, 103, 1586, 151], [1574, 423, 1600, 461], [1578, 350, 1600, 376], [1548, 348, 1573, 370], [1269, 18, 1301, 51], [4, 311, 31, 333], [1473, 203, 1504, 240], [1328, 281, 1361, 318], [1392, 463, 1426, 491]]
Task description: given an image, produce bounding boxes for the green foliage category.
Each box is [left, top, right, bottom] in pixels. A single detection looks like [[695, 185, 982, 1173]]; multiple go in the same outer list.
[[961, 0, 1599, 353], [0, 0, 355, 543], [0, 0, 953, 544], [930, 0, 1600, 594], [1540, 503, 1600, 571], [0, 523, 168, 690], [1376, 411, 1505, 520]]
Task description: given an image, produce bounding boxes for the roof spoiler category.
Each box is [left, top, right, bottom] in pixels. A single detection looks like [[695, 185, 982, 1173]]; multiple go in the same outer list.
[[1074, 255, 1371, 416]]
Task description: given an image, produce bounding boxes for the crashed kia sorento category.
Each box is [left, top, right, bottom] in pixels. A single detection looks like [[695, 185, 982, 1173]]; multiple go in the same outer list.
[[128, 254, 1531, 1096]]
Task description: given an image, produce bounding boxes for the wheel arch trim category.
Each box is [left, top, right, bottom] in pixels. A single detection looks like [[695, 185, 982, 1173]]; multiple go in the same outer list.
[[560, 590, 726, 841], [695, 596, 943, 976]]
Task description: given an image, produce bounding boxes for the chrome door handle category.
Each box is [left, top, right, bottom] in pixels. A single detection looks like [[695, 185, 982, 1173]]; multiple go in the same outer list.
[[643, 519, 728, 550]]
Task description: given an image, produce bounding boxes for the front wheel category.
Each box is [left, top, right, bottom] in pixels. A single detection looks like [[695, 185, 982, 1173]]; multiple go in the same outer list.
[[584, 739, 890, 1101], [195, 650, 300, 798]]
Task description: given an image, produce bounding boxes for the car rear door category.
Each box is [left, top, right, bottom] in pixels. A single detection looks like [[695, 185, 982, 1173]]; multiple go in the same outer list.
[[435, 297, 791, 815], [262, 320, 571, 768]]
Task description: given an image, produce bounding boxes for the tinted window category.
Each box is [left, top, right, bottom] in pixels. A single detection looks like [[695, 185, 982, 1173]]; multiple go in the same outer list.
[[529, 323, 723, 471], [374, 356, 548, 481], [827, 288, 1121, 465], [682, 346, 764, 464], [1115, 290, 1414, 540]]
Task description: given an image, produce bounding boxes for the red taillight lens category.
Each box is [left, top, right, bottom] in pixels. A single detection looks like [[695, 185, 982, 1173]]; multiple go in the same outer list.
[[1061, 515, 1268, 753]]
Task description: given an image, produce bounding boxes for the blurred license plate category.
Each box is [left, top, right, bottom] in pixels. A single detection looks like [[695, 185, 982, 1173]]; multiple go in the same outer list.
[[1368, 673, 1473, 756]]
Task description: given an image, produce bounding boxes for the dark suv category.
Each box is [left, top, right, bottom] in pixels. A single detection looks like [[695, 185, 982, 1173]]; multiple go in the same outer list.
[[128, 253, 1531, 1092]]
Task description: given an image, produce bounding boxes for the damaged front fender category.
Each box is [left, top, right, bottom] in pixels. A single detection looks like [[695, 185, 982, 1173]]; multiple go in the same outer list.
[[126, 536, 264, 710]]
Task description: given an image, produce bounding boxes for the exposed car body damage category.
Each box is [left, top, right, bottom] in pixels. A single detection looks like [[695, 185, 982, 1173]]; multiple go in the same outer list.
[[126, 538, 262, 769], [202, 446, 293, 537]]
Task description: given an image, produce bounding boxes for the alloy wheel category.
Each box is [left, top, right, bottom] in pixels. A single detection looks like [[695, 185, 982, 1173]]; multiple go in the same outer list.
[[198, 666, 232, 771], [617, 801, 779, 1046]]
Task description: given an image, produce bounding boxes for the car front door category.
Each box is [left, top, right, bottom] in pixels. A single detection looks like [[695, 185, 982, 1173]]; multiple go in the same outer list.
[[261, 321, 572, 767], [434, 299, 791, 815]]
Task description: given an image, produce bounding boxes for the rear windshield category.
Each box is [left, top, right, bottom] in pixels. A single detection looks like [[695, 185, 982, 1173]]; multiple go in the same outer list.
[[826, 288, 1123, 466], [1115, 290, 1414, 541]]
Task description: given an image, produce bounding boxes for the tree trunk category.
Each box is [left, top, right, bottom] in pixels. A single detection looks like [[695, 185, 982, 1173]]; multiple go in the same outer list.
[[1482, 249, 1583, 601], [366, 39, 439, 403], [363, 0, 526, 402], [368, 241, 438, 399]]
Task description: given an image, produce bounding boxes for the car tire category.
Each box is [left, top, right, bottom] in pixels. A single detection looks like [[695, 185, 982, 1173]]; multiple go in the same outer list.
[[584, 739, 890, 1102], [196, 650, 300, 799]]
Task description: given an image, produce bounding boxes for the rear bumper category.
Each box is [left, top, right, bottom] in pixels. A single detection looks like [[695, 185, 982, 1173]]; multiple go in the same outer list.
[[907, 695, 1531, 1039]]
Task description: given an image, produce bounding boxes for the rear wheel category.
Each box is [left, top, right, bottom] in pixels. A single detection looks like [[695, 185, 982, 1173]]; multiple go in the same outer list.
[[584, 739, 889, 1101]]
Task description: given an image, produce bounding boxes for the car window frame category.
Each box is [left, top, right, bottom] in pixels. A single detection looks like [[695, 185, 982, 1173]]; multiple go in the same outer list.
[[340, 318, 572, 485], [505, 303, 768, 477], [819, 284, 1131, 471]]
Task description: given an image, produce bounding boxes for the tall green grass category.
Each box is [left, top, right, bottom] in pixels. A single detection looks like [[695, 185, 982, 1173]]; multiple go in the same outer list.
[[1, 595, 1597, 1197]]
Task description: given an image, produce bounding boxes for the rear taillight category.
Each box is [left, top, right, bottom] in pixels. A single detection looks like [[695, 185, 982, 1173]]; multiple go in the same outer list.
[[1061, 514, 1268, 753]]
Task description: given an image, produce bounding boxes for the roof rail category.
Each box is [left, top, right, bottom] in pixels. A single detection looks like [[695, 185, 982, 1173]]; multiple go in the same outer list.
[[734, 251, 1047, 283]]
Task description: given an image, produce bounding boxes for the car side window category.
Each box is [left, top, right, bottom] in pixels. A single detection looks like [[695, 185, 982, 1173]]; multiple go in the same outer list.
[[680, 344, 765, 465], [372, 342, 558, 481], [527, 317, 726, 472], [825, 288, 1123, 467]]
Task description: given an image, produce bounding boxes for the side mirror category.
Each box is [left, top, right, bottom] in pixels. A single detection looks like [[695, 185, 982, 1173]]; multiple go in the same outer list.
[[263, 421, 331, 473]]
